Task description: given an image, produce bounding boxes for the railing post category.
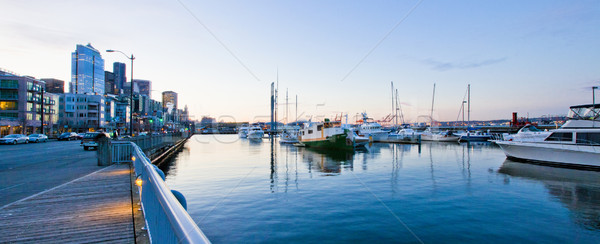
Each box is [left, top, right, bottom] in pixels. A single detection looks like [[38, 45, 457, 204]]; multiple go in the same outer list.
[[97, 137, 112, 166]]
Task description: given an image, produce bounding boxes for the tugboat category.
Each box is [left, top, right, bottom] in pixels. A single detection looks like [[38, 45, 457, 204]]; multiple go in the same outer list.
[[299, 119, 366, 151]]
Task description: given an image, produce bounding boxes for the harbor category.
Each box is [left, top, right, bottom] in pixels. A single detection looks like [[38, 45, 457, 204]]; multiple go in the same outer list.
[[163, 135, 600, 243]]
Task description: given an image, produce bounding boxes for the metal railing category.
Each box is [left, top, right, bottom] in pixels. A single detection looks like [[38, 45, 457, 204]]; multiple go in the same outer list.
[[131, 142, 211, 244], [111, 141, 133, 164]]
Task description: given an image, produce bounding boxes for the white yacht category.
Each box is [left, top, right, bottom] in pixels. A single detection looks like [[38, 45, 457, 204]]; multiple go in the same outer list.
[[247, 126, 265, 139], [357, 113, 389, 142], [238, 125, 249, 138], [495, 104, 600, 168], [280, 124, 301, 144], [384, 128, 422, 144], [421, 128, 460, 142], [501, 124, 552, 142], [457, 130, 492, 142]]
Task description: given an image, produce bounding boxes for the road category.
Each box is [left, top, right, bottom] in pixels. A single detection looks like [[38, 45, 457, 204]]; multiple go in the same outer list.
[[0, 140, 101, 207]]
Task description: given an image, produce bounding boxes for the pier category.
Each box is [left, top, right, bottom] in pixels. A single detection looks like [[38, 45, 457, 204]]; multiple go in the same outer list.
[[0, 133, 207, 243]]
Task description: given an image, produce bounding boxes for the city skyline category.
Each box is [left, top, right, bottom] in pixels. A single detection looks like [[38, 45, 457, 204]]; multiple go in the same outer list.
[[1, 0, 599, 123]]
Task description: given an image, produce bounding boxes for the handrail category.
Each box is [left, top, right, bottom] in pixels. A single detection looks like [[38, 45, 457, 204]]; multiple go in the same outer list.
[[132, 143, 210, 244]]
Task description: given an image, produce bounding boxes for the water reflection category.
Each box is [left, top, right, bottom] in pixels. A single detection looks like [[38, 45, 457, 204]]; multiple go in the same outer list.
[[499, 160, 600, 230]]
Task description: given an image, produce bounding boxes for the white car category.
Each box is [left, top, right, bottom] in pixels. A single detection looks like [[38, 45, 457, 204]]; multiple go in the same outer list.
[[28, 134, 48, 143], [0, 134, 29, 145]]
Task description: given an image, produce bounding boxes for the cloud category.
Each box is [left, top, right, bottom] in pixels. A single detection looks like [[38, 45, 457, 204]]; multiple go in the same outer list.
[[423, 57, 507, 71]]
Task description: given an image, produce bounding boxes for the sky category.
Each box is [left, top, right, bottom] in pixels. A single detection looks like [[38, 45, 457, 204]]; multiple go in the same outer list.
[[1, 0, 599, 123]]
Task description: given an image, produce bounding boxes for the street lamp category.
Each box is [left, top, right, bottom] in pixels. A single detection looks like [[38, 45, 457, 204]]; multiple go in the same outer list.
[[106, 49, 135, 136]]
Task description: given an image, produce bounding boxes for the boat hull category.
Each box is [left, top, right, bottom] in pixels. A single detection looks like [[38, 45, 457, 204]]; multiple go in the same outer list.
[[495, 141, 600, 168], [421, 134, 459, 142], [459, 135, 491, 142], [247, 131, 264, 139], [301, 133, 354, 151]]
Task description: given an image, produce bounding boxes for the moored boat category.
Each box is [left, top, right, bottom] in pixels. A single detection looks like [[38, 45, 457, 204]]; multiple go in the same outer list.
[[238, 125, 249, 138], [357, 113, 389, 142], [247, 126, 265, 139], [299, 119, 363, 151], [495, 104, 600, 169], [457, 130, 492, 142], [280, 124, 301, 144], [383, 128, 422, 144], [421, 128, 459, 142]]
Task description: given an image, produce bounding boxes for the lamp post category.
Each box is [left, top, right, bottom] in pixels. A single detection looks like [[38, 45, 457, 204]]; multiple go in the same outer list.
[[106, 49, 135, 136]]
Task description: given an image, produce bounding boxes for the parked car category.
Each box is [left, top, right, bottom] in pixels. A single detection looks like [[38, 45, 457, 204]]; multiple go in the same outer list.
[[76, 133, 85, 140], [81, 132, 110, 150], [58, 132, 78, 141], [0, 134, 29, 144], [28, 134, 48, 143]]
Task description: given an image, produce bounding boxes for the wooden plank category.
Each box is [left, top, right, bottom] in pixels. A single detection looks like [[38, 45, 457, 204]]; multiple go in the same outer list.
[[0, 164, 135, 243]]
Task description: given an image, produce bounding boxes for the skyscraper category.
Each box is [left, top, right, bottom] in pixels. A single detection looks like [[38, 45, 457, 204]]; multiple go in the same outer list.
[[113, 62, 126, 92], [162, 91, 178, 114], [133, 79, 151, 97], [70, 43, 105, 95], [104, 71, 118, 95], [40, 78, 65, 93]]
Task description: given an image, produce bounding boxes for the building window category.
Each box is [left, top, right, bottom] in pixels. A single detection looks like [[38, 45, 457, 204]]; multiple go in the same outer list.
[[0, 101, 18, 110], [0, 90, 18, 99], [0, 112, 18, 119], [0, 79, 18, 88]]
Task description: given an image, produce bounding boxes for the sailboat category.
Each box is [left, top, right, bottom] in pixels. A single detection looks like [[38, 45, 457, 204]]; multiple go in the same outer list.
[[421, 83, 460, 142], [457, 84, 492, 142]]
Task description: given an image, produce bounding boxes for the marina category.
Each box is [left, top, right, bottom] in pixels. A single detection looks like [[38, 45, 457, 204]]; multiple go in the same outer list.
[[163, 135, 600, 243]]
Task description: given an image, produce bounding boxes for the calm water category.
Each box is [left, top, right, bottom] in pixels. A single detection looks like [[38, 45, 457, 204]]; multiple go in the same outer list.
[[163, 135, 600, 243]]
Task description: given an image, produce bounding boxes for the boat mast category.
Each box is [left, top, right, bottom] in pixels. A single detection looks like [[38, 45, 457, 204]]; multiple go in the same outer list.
[[295, 94, 298, 123], [430, 83, 436, 127], [467, 84, 470, 129], [286, 88, 288, 124], [396, 89, 404, 125], [391, 81, 395, 127]]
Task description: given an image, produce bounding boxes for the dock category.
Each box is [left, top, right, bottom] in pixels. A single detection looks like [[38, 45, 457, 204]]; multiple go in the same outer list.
[[0, 164, 135, 243]]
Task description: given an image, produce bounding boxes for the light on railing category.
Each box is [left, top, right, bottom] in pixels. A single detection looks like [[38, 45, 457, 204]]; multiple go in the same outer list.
[[132, 156, 136, 162], [136, 176, 143, 187]]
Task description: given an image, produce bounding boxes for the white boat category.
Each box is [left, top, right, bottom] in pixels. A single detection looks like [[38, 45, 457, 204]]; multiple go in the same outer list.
[[280, 125, 301, 144], [357, 113, 389, 142], [383, 128, 422, 144], [238, 125, 249, 138], [421, 128, 460, 142], [495, 104, 600, 168], [247, 126, 265, 139], [457, 130, 492, 142], [501, 124, 552, 142]]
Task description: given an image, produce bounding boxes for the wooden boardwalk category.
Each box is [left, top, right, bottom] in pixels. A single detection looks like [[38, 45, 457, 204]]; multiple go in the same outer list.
[[0, 164, 135, 243]]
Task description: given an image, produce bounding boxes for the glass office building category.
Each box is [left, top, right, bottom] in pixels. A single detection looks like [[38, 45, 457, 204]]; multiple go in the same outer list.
[[71, 44, 105, 95], [113, 62, 126, 91]]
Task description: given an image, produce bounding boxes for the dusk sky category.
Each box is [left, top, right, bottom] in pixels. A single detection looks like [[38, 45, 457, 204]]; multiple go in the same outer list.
[[1, 0, 599, 123]]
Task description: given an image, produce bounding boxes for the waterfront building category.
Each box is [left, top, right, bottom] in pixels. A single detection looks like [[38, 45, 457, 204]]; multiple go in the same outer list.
[[133, 79, 151, 97], [0, 69, 59, 136], [113, 62, 126, 92], [104, 71, 118, 95], [162, 91, 178, 123], [114, 97, 130, 134], [58, 94, 105, 132], [41, 78, 64, 94], [70, 43, 105, 95]]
